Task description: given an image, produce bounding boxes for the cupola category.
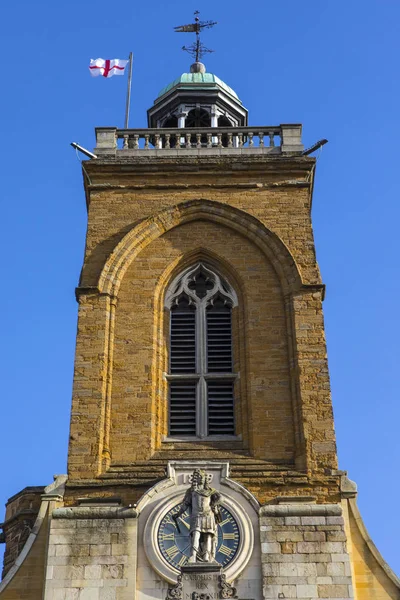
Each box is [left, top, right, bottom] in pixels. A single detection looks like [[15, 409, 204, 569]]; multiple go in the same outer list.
[[147, 61, 248, 130]]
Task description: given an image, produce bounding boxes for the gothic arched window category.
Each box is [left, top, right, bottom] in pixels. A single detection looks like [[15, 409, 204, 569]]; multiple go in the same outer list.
[[165, 264, 238, 438]]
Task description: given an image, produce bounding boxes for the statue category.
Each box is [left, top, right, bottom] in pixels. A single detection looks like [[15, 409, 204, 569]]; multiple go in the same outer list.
[[173, 468, 222, 563]]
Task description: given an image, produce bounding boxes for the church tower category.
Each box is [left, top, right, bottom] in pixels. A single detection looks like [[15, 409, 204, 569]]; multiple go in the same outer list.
[[1, 20, 399, 600]]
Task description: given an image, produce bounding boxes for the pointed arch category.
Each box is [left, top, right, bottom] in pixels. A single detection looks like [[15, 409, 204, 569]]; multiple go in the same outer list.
[[97, 199, 303, 298], [150, 247, 249, 451]]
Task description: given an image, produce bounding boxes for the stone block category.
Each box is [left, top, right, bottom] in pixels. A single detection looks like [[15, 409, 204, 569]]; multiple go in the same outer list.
[[297, 541, 321, 553], [297, 583, 317, 597], [326, 531, 346, 542], [262, 563, 279, 577], [79, 589, 100, 600], [90, 544, 112, 556], [99, 590, 116, 600], [263, 584, 282, 598], [300, 517, 326, 526], [276, 531, 303, 542], [326, 562, 345, 577], [56, 545, 90, 557], [278, 562, 298, 577], [65, 590, 80, 600], [111, 543, 126, 556], [326, 517, 344, 525], [84, 565, 102, 579], [317, 583, 349, 597], [285, 517, 301, 526], [296, 563, 317, 577], [102, 564, 124, 579], [281, 585, 297, 598], [261, 542, 281, 554], [304, 532, 326, 542], [320, 542, 344, 554], [51, 520, 77, 530], [52, 566, 85, 580]]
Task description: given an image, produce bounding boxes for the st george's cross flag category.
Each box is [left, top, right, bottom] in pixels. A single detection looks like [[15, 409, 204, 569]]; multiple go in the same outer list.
[[89, 58, 128, 78]]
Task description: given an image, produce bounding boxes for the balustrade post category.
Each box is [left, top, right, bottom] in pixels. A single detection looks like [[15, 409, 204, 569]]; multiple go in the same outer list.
[[207, 133, 212, 148], [165, 134, 170, 149], [238, 133, 243, 148], [248, 132, 254, 147], [155, 133, 160, 149], [258, 132, 264, 148], [144, 134, 150, 149], [185, 133, 191, 149], [227, 133, 233, 148], [217, 133, 222, 148], [196, 133, 202, 149], [268, 131, 275, 147], [123, 134, 129, 149]]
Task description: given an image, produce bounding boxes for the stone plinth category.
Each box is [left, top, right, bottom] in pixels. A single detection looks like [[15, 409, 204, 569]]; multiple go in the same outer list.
[[181, 563, 222, 600], [166, 563, 240, 600]]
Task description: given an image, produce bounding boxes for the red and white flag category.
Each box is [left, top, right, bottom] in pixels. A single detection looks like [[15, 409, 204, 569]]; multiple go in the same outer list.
[[89, 58, 128, 78]]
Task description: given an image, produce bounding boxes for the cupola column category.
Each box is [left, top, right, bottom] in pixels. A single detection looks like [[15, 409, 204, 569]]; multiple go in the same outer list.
[[177, 110, 187, 129], [211, 106, 218, 128]]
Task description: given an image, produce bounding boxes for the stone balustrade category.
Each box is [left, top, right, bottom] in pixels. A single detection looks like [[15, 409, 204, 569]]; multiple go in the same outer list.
[[94, 124, 303, 156]]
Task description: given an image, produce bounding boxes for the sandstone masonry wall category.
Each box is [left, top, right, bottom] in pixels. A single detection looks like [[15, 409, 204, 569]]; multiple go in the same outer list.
[[260, 504, 354, 599], [44, 508, 138, 600]]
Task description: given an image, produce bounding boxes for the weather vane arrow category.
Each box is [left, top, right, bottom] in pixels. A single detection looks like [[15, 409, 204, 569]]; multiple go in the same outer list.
[[174, 10, 217, 63]]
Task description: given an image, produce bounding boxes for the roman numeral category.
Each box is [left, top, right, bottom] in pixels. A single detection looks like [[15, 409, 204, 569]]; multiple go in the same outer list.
[[222, 532, 236, 540], [219, 518, 231, 527], [161, 533, 175, 541], [218, 544, 233, 557], [177, 555, 187, 567], [165, 545, 180, 560]]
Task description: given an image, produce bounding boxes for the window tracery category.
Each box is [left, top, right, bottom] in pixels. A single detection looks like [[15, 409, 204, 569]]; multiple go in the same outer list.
[[165, 263, 237, 438]]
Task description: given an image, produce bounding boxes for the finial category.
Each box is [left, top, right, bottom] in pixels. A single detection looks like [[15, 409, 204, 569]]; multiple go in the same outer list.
[[174, 10, 217, 63], [190, 62, 206, 73]]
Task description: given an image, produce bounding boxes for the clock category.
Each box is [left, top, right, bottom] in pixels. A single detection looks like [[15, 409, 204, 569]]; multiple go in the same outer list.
[[144, 490, 254, 584], [157, 503, 240, 569]]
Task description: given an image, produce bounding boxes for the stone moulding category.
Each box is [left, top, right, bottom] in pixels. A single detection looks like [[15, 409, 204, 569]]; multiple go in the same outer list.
[[259, 503, 342, 517], [52, 506, 138, 519], [97, 198, 305, 299]]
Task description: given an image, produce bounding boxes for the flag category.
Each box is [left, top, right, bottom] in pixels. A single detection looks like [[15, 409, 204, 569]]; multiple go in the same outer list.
[[89, 58, 128, 78]]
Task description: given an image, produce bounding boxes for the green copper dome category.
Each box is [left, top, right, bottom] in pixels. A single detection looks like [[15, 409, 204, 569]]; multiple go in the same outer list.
[[156, 71, 242, 104]]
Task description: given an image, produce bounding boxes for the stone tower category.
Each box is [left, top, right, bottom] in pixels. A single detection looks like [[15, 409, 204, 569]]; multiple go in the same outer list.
[[1, 59, 399, 600]]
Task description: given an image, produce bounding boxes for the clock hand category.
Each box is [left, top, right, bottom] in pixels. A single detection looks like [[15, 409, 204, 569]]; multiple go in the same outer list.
[[178, 516, 190, 530], [172, 514, 181, 534]]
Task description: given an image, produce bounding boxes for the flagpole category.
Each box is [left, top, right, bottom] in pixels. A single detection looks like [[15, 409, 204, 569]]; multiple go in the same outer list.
[[124, 52, 133, 128]]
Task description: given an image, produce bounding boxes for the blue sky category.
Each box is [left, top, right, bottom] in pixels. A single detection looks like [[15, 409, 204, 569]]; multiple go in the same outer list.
[[1, 0, 400, 576]]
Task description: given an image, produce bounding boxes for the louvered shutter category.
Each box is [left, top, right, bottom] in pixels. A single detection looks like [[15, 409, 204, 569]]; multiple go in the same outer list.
[[206, 299, 232, 372], [206, 298, 235, 434], [170, 297, 196, 373], [207, 381, 235, 435], [169, 381, 197, 436], [167, 265, 237, 438]]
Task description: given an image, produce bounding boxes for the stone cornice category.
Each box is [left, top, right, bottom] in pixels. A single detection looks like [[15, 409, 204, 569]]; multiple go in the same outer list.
[[260, 503, 342, 517], [52, 506, 138, 519]]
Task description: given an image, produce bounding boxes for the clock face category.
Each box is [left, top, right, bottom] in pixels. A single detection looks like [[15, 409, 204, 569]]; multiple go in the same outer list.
[[157, 503, 240, 569]]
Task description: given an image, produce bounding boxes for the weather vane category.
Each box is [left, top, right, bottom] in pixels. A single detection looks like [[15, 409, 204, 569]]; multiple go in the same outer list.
[[174, 10, 217, 63]]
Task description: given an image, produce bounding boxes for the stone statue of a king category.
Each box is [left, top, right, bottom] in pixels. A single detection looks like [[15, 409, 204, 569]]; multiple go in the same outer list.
[[173, 469, 222, 563]]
